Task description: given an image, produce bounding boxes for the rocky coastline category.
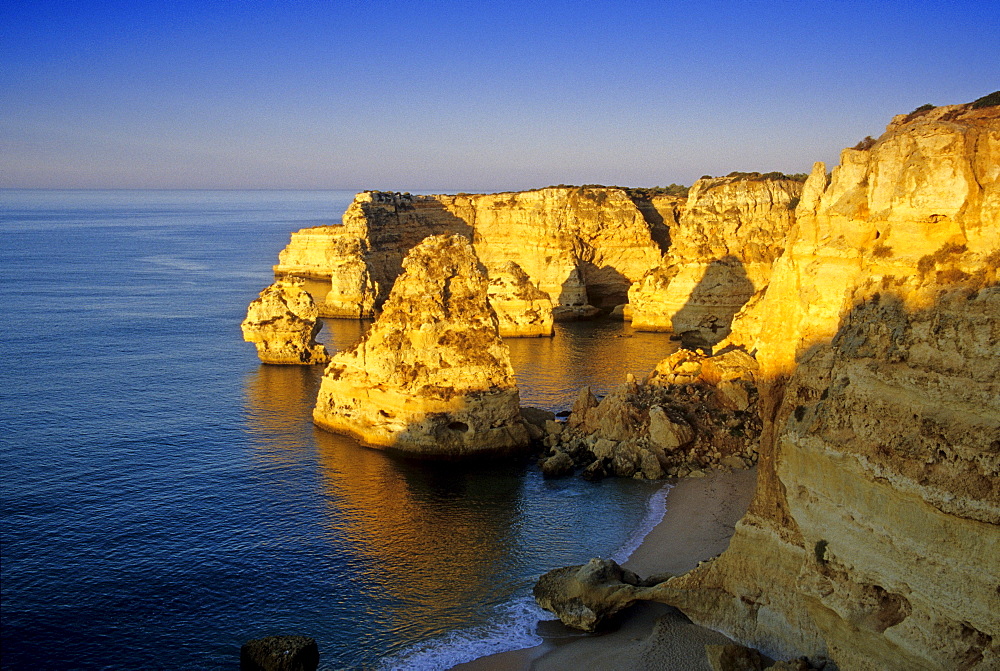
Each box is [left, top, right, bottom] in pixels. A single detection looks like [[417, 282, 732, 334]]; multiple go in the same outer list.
[[244, 94, 999, 670]]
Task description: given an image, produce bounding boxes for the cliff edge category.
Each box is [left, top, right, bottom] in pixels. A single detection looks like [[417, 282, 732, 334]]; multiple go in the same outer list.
[[659, 100, 1000, 669]]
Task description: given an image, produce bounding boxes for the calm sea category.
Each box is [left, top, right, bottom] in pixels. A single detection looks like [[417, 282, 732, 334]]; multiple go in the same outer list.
[[0, 190, 678, 670]]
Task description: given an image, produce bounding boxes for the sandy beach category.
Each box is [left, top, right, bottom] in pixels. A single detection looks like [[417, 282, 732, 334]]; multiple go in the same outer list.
[[452, 467, 758, 671]]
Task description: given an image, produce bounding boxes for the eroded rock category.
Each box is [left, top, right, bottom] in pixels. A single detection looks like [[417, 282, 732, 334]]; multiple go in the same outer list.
[[533, 558, 669, 632], [546, 348, 761, 479], [241, 280, 329, 365], [275, 187, 669, 320], [629, 174, 802, 344], [663, 99, 1000, 670], [312, 234, 529, 456], [486, 261, 554, 337]]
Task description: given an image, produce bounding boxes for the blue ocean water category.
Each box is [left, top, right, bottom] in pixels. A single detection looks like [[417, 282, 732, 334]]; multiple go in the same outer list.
[[0, 190, 677, 670]]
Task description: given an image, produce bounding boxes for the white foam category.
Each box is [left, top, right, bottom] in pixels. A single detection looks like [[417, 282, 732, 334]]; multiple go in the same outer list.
[[610, 482, 672, 564], [377, 597, 555, 671], [379, 483, 672, 670]]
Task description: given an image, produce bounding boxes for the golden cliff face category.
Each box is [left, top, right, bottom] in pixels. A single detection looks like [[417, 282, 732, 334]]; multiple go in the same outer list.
[[629, 174, 802, 345], [663, 102, 1000, 669], [312, 234, 529, 456], [274, 187, 669, 326]]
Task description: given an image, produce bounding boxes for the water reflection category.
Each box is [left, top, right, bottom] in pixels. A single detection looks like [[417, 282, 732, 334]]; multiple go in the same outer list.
[[239, 320, 677, 662], [242, 360, 530, 643], [506, 320, 678, 411], [313, 429, 527, 636]]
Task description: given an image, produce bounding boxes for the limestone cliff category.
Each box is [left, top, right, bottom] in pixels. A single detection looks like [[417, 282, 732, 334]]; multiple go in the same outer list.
[[312, 234, 529, 456], [275, 187, 670, 324], [629, 174, 802, 346], [486, 261, 554, 337], [660, 101, 1000, 669], [241, 279, 329, 365]]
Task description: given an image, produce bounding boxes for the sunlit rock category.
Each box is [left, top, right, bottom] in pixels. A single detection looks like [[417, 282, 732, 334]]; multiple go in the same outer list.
[[241, 279, 329, 365], [662, 99, 1000, 670], [485, 261, 554, 337], [275, 186, 671, 320], [629, 174, 802, 345], [312, 234, 529, 456], [533, 558, 670, 632]]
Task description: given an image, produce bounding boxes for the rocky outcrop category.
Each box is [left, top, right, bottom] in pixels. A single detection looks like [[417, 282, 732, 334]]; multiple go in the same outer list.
[[539, 349, 761, 479], [312, 234, 529, 456], [275, 187, 671, 324], [241, 280, 329, 365], [533, 558, 670, 632], [660, 101, 1000, 669], [629, 174, 802, 346], [485, 261, 554, 337]]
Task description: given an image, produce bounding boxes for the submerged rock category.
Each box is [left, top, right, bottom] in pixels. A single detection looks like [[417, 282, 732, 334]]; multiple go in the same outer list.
[[240, 635, 319, 671], [312, 234, 529, 457], [241, 279, 329, 365]]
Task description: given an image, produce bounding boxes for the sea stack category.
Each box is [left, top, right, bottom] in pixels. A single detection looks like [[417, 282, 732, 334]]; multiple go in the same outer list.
[[312, 234, 530, 456], [241, 279, 329, 365]]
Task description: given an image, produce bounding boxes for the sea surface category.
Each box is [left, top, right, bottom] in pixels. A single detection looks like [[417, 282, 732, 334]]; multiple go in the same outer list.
[[0, 190, 678, 670]]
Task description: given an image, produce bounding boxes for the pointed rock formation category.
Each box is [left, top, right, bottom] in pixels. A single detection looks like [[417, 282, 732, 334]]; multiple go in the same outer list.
[[312, 234, 529, 456], [629, 173, 802, 345], [241, 279, 329, 365]]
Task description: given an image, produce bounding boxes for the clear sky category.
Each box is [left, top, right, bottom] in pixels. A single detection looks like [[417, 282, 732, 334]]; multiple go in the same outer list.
[[2, 0, 997, 191]]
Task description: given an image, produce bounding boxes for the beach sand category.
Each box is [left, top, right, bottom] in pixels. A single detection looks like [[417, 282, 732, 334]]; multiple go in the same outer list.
[[452, 467, 758, 671]]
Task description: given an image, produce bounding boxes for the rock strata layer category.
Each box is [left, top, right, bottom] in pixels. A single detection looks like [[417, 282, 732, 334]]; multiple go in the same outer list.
[[275, 187, 673, 324], [659, 101, 1000, 669], [241, 280, 329, 365], [312, 234, 529, 456], [629, 174, 802, 346]]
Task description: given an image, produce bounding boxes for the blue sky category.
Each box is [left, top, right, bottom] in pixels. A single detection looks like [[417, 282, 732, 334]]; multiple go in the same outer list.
[[2, 1, 997, 191]]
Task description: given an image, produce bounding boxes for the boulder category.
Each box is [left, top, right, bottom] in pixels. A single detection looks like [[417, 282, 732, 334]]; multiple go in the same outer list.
[[533, 558, 662, 632], [240, 635, 318, 671], [541, 450, 575, 478], [704, 643, 765, 671], [241, 280, 329, 365]]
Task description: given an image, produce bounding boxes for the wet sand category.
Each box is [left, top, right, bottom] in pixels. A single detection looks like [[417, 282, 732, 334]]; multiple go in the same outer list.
[[452, 467, 757, 671]]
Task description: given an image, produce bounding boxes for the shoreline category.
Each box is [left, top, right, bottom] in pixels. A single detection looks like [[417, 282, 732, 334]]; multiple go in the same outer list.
[[451, 467, 758, 670]]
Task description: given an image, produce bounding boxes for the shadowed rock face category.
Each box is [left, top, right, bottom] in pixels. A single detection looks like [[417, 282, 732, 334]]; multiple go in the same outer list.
[[312, 234, 529, 457], [241, 279, 329, 365], [275, 187, 669, 323], [659, 102, 1000, 669], [629, 175, 802, 344]]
